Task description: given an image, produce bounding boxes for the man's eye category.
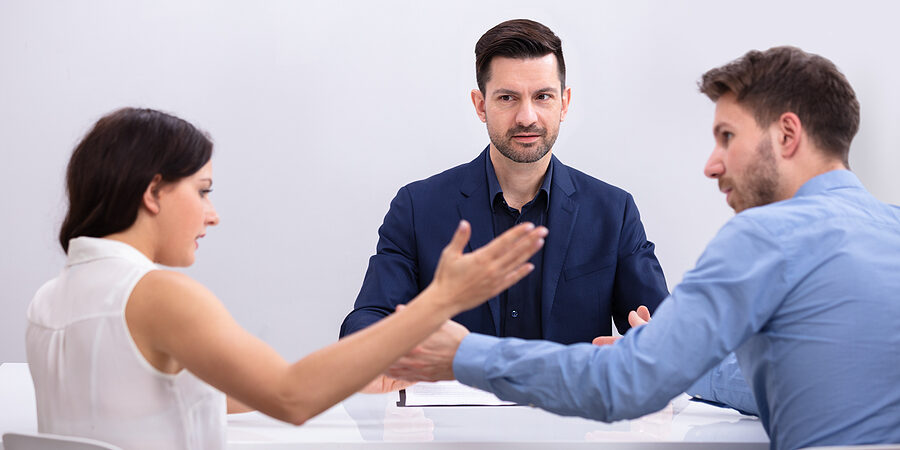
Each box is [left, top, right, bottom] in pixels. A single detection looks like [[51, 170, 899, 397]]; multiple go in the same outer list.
[[499, 95, 513, 102], [536, 94, 551, 100], [722, 132, 734, 144]]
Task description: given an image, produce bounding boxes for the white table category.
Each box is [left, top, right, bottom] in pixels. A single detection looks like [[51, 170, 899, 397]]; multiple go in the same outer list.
[[1, 363, 769, 449]]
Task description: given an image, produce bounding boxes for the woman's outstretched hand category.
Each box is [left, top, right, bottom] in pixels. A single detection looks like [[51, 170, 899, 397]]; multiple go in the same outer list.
[[428, 220, 547, 314]]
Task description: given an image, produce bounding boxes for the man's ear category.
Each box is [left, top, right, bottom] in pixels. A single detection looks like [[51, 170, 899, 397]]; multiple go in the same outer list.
[[776, 112, 802, 159], [471, 89, 487, 123], [142, 174, 163, 215], [560, 86, 572, 122]]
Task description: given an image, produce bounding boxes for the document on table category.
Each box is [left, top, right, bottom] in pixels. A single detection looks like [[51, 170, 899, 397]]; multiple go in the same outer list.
[[398, 380, 518, 407]]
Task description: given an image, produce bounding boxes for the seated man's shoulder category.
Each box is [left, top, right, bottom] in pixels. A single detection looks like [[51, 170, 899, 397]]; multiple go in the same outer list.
[[402, 157, 479, 196], [560, 163, 632, 205], [735, 195, 848, 238]]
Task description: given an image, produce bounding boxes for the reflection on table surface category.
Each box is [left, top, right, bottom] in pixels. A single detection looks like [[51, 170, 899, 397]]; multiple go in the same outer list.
[[0, 363, 768, 449], [228, 384, 769, 449]]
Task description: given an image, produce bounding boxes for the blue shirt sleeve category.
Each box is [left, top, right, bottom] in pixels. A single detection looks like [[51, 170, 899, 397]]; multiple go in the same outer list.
[[686, 353, 758, 416], [453, 214, 786, 422]]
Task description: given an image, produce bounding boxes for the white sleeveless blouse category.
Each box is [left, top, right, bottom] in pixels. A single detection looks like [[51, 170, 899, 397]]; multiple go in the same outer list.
[[26, 237, 226, 449]]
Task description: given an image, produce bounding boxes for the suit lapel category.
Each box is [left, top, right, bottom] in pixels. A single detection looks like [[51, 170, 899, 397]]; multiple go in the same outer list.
[[457, 147, 501, 334], [541, 156, 578, 337]]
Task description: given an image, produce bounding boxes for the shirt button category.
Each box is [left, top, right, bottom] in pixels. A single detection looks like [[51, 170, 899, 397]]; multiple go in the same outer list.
[[511, 310, 518, 318]]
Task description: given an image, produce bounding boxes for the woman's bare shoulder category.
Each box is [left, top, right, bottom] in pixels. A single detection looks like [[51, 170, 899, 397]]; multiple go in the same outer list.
[[130, 269, 220, 317], [136, 270, 213, 298]]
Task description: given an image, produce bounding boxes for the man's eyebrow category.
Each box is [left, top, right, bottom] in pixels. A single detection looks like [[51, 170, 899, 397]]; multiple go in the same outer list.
[[534, 87, 558, 94], [491, 87, 559, 97], [491, 88, 522, 96]]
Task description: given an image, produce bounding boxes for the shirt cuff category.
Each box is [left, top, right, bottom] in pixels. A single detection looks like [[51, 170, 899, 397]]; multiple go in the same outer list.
[[452, 333, 501, 391]]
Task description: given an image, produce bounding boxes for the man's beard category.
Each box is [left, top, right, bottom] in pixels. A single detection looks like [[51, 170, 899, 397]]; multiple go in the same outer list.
[[488, 123, 558, 163], [723, 137, 781, 213]]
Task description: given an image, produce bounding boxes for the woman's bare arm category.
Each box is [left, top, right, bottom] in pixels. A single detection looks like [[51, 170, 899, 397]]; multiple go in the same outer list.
[[125, 221, 546, 424]]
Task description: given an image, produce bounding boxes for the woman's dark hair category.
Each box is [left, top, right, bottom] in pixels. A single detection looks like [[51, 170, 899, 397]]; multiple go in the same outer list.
[[59, 107, 213, 252]]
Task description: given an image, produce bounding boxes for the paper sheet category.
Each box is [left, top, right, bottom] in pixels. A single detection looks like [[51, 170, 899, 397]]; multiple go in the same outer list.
[[398, 380, 518, 407]]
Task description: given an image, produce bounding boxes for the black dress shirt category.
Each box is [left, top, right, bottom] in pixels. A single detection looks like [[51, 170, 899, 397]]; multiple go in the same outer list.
[[485, 154, 552, 339]]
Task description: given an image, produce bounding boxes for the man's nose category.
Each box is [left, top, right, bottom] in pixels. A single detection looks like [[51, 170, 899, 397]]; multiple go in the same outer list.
[[704, 147, 725, 179], [516, 101, 538, 127]]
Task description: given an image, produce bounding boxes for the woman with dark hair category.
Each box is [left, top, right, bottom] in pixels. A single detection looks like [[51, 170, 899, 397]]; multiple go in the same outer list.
[[26, 107, 547, 449]]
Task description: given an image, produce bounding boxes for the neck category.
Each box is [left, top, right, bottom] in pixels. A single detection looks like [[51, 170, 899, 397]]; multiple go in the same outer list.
[[489, 145, 552, 210], [780, 157, 847, 201], [104, 215, 158, 263]]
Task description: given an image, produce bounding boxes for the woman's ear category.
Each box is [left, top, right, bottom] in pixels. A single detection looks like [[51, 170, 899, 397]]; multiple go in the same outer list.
[[142, 174, 163, 214]]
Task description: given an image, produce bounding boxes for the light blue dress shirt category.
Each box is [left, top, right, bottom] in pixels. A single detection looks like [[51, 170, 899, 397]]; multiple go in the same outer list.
[[686, 353, 758, 415], [454, 170, 900, 450]]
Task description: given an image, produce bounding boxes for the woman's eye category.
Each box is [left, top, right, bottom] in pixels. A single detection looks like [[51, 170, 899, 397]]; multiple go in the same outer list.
[[200, 189, 213, 197]]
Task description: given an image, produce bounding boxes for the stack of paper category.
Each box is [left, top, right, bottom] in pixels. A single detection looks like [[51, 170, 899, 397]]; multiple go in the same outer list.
[[398, 380, 518, 407]]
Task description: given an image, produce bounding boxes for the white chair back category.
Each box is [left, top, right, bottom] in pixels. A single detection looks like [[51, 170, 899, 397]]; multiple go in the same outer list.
[[2, 432, 122, 450]]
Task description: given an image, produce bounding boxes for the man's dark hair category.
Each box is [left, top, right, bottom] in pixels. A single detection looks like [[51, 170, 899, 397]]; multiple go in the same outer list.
[[59, 107, 213, 252], [699, 46, 859, 165], [475, 19, 565, 94]]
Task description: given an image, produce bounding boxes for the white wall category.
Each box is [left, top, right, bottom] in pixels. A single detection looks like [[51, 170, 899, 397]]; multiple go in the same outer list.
[[1, 0, 898, 362]]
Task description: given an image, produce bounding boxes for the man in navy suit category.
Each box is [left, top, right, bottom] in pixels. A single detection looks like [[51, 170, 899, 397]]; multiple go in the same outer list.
[[341, 19, 668, 347]]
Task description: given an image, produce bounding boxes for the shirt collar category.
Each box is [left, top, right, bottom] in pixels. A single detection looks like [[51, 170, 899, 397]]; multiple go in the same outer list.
[[66, 236, 156, 269], [793, 169, 863, 199], [485, 150, 553, 212]]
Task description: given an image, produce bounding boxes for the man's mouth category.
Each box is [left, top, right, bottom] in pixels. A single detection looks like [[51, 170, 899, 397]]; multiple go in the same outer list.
[[512, 134, 541, 143], [718, 182, 734, 204], [721, 188, 735, 205], [508, 125, 545, 140]]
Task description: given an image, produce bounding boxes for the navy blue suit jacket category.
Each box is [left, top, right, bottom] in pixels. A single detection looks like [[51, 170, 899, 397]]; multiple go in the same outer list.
[[340, 148, 669, 343]]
